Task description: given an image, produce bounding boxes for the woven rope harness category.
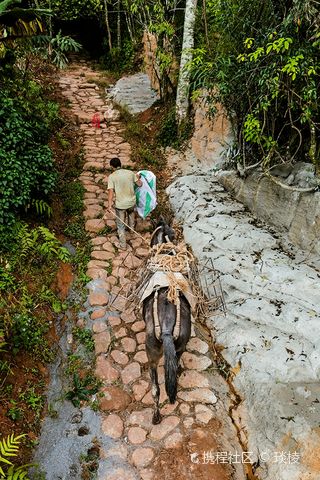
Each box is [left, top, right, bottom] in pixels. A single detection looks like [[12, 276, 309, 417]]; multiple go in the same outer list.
[[149, 242, 194, 342]]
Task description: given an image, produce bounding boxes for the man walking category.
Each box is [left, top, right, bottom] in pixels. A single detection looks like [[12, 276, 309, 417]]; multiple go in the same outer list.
[[107, 157, 142, 249]]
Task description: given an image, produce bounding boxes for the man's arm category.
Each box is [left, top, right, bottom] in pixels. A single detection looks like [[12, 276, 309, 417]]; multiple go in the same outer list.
[[108, 188, 114, 209]]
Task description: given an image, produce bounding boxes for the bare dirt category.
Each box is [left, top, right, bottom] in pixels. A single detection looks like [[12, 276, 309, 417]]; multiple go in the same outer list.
[[153, 420, 235, 480]]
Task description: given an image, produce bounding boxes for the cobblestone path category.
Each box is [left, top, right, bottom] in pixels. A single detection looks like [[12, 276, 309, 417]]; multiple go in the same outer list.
[[58, 61, 244, 480]]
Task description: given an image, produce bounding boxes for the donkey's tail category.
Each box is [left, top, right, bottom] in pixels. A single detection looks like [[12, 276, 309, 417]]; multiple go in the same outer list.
[[162, 332, 178, 403]]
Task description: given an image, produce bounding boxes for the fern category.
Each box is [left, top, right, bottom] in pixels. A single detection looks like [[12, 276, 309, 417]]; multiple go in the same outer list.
[[50, 31, 82, 68], [26, 199, 52, 218], [0, 434, 30, 479], [33, 31, 82, 69], [5, 464, 31, 480], [37, 226, 71, 262], [15, 223, 71, 264], [19, 229, 38, 259]]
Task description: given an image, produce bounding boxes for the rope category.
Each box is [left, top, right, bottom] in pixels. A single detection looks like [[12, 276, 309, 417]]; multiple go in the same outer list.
[[172, 294, 181, 341], [166, 271, 189, 305], [147, 242, 194, 306], [149, 242, 194, 274], [153, 288, 161, 341]]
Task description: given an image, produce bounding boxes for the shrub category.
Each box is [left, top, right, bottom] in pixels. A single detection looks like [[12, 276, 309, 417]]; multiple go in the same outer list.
[[190, 0, 320, 168], [11, 313, 49, 356], [136, 146, 159, 167], [156, 107, 178, 147], [15, 223, 71, 264], [101, 39, 139, 73], [61, 180, 84, 216], [0, 87, 57, 231]]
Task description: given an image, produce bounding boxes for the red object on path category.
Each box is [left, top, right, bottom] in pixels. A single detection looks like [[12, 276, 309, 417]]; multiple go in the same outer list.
[[92, 113, 100, 128]]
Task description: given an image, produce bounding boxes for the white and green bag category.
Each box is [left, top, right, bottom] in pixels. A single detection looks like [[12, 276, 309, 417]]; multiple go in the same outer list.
[[135, 170, 157, 219]]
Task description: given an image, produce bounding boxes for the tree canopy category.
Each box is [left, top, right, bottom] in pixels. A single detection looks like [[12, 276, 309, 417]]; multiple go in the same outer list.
[[190, 0, 320, 170]]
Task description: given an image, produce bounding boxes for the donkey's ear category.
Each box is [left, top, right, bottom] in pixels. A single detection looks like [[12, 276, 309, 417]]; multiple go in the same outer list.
[[166, 225, 175, 242], [150, 218, 158, 228], [158, 214, 165, 225]]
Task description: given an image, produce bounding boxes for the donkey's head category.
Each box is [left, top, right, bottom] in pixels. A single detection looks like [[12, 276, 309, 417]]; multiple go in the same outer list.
[[150, 216, 175, 246]]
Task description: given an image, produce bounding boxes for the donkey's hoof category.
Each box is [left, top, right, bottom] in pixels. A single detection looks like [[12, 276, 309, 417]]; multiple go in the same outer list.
[[152, 412, 162, 424]]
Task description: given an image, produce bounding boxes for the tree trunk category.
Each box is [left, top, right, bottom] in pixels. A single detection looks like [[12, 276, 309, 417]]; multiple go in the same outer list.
[[117, 0, 121, 49], [203, 0, 209, 46], [125, 11, 134, 42], [176, 0, 198, 124], [103, 0, 113, 51]]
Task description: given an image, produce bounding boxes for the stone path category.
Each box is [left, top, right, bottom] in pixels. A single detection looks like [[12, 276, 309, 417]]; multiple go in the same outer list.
[[58, 62, 244, 480]]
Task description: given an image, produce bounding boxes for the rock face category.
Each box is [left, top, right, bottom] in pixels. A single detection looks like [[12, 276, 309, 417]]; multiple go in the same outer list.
[[180, 96, 319, 257], [166, 173, 320, 480], [217, 169, 320, 255], [108, 73, 159, 114], [191, 99, 233, 167]]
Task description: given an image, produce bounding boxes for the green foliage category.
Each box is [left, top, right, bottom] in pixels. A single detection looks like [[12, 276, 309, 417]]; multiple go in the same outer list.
[[0, 78, 58, 231], [61, 180, 84, 216], [0, 433, 30, 479], [65, 354, 83, 375], [19, 387, 44, 416], [11, 313, 49, 358], [0, 331, 6, 353], [0, 266, 15, 291], [64, 219, 87, 241], [16, 223, 71, 264], [0, 224, 69, 360], [39, 287, 67, 314], [136, 146, 159, 167], [73, 327, 95, 352], [26, 199, 52, 218], [157, 107, 193, 148], [48, 0, 103, 20], [103, 39, 137, 73], [50, 31, 82, 68], [65, 373, 101, 408], [0, 0, 47, 63], [190, 0, 320, 168], [156, 107, 177, 147], [73, 246, 91, 287], [243, 114, 262, 144], [0, 0, 15, 15], [35, 31, 82, 68], [97, 225, 112, 236], [125, 117, 144, 138], [6, 402, 23, 422], [61, 179, 87, 244], [122, 0, 182, 100]]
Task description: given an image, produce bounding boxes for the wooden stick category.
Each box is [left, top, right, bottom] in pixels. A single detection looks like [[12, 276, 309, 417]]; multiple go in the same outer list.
[[107, 209, 149, 244]]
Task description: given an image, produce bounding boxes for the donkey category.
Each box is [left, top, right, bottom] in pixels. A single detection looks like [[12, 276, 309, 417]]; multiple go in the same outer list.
[[142, 219, 191, 424]]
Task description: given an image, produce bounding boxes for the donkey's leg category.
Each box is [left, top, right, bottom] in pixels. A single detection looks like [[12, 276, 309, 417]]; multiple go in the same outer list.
[[174, 295, 192, 377], [144, 293, 163, 424], [149, 364, 162, 424], [146, 336, 162, 424]]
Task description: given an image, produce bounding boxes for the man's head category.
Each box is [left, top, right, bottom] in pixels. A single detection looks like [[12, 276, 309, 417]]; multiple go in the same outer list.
[[110, 157, 121, 169]]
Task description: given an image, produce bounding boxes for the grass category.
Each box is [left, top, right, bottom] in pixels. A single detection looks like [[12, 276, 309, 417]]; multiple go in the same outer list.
[[73, 327, 95, 353], [61, 180, 85, 216], [65, 372, 101, 408]]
